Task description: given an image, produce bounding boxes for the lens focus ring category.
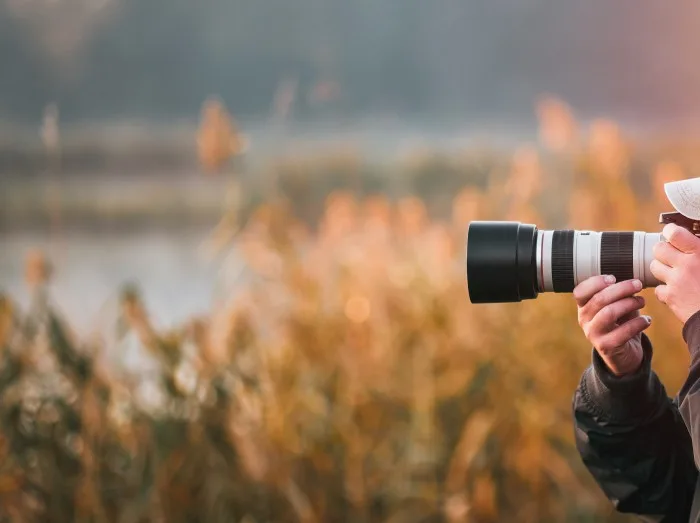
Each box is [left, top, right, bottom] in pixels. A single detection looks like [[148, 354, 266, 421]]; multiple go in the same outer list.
[[552, 230, 575, 292], [601, 232, 634, 282]]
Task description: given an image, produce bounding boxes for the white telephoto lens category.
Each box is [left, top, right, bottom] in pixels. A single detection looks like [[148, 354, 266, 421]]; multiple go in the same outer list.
[[537, 230, 663, 292]]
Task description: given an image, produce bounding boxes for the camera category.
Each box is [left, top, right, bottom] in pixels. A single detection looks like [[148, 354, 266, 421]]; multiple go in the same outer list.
[[466, 179, 700, 304]]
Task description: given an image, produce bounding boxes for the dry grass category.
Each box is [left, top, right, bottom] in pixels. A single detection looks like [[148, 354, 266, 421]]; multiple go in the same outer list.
[[0, 99, 694, 522]]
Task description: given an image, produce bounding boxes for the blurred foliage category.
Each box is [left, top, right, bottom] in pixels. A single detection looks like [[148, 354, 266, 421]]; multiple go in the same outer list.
[[0, 98, 695, 522], [197, 98, 249, 174]]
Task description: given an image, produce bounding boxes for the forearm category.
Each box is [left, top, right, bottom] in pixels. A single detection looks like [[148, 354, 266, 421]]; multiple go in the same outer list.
[[574, 335, 697, 517], [577, 334, 663, 424]]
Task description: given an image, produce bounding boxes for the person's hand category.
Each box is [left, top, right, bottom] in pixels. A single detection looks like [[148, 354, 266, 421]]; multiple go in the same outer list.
[[651, 223, 700, 324], [574, 276, 651, 376]]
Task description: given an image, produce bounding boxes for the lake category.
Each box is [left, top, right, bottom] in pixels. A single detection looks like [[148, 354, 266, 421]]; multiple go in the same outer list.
[[0, 228, 235, 336]]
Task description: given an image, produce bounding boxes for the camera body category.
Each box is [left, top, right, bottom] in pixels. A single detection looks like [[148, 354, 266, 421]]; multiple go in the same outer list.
[[659, 211, 700, 235]]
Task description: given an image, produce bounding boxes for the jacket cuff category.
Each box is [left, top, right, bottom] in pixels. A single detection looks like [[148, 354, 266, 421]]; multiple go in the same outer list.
[[580, 333, 663, 423], [683, 309, 700, 364]]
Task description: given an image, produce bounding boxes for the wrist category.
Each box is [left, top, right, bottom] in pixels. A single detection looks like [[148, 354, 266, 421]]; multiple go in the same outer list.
[[597, 345, 644, 377], [682, 309, 700, 364], [683, 309, 700, 340], [580, 334, 666, 423]]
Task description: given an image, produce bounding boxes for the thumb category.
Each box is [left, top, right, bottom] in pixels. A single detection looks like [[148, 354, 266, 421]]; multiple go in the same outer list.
[[663, 223, 700, 254]]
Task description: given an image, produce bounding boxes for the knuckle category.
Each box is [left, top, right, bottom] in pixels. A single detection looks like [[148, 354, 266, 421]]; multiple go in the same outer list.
[[629, 295, 643, 309], [602, 305, 617, 324], [596, 342, 613, 355], [620, 320, 639, 336], [597, 305, 612, 324], [663, 224, 675, 240], [580, 302, 591, 320], [589, 293, 603, 310], [582, 324, 593, 340], [605, 334, 623, 350], [667, 271, 679, 285], [574, 283, 591, 300]]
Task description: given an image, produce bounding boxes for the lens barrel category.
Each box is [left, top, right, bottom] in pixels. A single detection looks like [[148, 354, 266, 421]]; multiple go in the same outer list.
[[466, 221, 663, 304], [466, 221, 539, 303]]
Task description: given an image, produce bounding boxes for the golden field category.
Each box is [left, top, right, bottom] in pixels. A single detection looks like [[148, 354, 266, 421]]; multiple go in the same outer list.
[[0, 99, 695, 522]]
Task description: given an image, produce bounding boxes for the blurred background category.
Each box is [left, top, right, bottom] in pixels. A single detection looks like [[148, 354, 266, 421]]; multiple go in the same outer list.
[[1, 1, 700, 521]]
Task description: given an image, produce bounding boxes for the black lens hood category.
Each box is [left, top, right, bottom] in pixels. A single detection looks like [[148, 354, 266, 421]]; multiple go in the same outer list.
[[466, 221, 539, 303]]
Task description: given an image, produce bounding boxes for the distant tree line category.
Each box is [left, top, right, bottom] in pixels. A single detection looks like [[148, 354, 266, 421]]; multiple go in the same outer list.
[[1, 0, 700, 124]]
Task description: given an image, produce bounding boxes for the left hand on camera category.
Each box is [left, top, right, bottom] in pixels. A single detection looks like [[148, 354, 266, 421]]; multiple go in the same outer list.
[[650, 223, 700, 323]]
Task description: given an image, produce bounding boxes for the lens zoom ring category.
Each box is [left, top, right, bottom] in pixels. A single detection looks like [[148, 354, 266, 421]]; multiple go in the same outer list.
[[552, 230, 575, 292], [601, 232, 634, 282]]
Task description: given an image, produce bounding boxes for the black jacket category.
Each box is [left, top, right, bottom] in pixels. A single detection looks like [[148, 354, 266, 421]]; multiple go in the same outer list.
[[574, 311, 700, 522]]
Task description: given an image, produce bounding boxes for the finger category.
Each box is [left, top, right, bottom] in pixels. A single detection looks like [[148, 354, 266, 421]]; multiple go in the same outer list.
[[618, 301, 643, 324], [618, 310, 640, 324], [581, 279, 643, 320], [588, 296, 645, 336], [653, 240, 684, 267], [573, 275, 616, 307], [599, 315, 652, 350], [649, 259, 673, 283], [655, 284, 669, 304], [663, 223, 700, 254]]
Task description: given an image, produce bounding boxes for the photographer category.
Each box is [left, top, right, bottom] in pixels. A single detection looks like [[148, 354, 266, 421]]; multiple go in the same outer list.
[[573, 222, 700, 521]]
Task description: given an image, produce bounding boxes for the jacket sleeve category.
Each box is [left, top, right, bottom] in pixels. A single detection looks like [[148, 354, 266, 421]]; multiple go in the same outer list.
[[573, 332, 698, 521], [679, 311, 700, 472]]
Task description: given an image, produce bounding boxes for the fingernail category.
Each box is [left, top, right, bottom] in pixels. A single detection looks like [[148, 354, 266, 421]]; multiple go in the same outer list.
[[604, 275, 616, 284], [636, 296, 645, 304], [643, 315, 652, 324], [633, 279, 643, 290]]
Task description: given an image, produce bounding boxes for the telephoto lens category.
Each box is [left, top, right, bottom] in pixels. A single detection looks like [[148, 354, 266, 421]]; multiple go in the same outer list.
[[466, 221, 663, 304]]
